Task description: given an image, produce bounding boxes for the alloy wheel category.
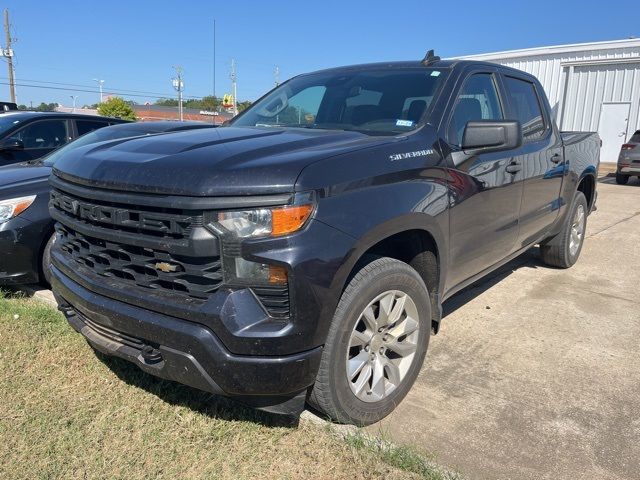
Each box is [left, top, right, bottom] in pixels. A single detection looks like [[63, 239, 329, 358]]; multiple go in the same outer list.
[[569, 204, 585, 256], [345, 290, 420, 403]]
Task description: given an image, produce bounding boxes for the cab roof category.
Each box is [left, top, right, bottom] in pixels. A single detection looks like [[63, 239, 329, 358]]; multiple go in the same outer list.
[[305, 59, 538, 82]]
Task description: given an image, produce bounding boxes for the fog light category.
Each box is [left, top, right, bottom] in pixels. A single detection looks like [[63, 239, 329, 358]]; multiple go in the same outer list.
[[231, 257, 287, 285], [268, 265, 288, 284]]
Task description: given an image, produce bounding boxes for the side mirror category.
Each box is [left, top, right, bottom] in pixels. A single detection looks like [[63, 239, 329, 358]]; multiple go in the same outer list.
[[461, 120, 522, 154], [0, 138, 24, 151]]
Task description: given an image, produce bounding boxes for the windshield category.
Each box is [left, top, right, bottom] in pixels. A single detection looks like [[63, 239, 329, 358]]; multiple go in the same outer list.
[[42, 125, 165, 166], [0, 114, 27, 135], [231, 67, 448, 135]]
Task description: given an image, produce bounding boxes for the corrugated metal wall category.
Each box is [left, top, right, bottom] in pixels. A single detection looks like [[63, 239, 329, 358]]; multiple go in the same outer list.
[[459, 41, 640, 159], [562, 63, 640, 133]]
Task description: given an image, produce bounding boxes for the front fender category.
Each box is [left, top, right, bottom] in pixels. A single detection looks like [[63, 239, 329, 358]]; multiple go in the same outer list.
[[314, 176, 450, 298]]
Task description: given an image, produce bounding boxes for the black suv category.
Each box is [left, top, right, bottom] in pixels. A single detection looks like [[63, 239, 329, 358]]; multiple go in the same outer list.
[[50, 58, 600, 425], [0, 111, 127, 167]]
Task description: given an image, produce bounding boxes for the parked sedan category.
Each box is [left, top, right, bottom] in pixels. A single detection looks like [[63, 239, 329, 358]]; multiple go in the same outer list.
[[616, 130, 640, 184], [0, 121, 215, 286], [0, 111, 129, 167]]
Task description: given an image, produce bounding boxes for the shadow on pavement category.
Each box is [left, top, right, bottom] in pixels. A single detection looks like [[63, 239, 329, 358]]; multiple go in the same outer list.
[[443, 247, 543, 318], [598, 175, 640, 186]]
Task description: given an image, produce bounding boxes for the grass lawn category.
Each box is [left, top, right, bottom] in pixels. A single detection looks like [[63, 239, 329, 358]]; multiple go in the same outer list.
[[0, 291, 459, 480]]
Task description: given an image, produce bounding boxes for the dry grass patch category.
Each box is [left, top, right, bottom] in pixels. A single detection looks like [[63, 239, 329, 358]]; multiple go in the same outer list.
[[0, 292, 458, 479]]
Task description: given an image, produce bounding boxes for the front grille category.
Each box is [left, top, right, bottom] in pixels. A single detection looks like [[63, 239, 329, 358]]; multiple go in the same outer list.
[[57, 224, 223, 299], [51, 179, 291, 317], [51, 188, 202, 239]]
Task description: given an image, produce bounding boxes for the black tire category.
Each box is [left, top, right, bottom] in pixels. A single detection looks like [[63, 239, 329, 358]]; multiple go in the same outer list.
[[540, 191, 588, 269], [616, 172, 629, 185], [308, 257, 431, 425], [40, 234, 56, 286]]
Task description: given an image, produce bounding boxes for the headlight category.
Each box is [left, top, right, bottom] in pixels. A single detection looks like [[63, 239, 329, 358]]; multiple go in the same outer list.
[[214, 192, 315, 287], [0, 195, 36, 224], [217, 208, 273, 238], [215, 193, 314, 239]]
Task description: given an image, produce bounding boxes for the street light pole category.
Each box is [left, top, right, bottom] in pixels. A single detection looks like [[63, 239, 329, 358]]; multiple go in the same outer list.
[[93, 78, 104, 103], [230, 59, 237, 117], [70, 95, 77, 113], [172, 66, 184, 122]]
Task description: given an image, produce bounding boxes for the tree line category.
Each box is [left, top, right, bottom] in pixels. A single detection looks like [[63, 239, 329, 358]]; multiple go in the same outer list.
[[18, 96, 253, 114]]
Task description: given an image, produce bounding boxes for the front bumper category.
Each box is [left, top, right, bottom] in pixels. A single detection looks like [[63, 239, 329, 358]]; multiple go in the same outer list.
[[52, 264, 323, 402], [0, 216, 51, 285]]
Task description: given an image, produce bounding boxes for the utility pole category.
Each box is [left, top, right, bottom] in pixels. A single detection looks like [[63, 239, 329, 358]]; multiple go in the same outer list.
[[70, 95, 77, 113], [172, 66, 184, 121], [213, 19, 216, 100], [93, 78, 104, 103], [230, 59, 237, 116], [274, 66, 280, 87], [2, 9, 16, 103]]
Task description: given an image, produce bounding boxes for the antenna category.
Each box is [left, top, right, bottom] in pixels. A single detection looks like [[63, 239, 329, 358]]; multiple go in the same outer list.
[[421, 49, 441, 66]]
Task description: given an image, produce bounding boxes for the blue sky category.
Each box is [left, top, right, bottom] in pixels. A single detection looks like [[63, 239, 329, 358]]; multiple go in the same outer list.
[[0, 0, 634, 107]]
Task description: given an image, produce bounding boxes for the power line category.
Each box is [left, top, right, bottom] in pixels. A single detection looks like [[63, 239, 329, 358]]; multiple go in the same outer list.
[[0, 76, 206, 100], [0, 81, 209, 101]]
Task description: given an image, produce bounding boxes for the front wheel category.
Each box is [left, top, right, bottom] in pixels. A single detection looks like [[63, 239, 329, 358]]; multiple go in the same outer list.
[[540, 191, 588, 268], [40, 233, 56, 286], [308, 257, 431, 425]]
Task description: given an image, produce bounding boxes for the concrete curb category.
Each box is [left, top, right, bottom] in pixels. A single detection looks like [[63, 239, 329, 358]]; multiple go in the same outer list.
[[19, 285, 57, 307]]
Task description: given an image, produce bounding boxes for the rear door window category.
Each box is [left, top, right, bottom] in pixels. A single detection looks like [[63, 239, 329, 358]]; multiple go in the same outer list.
[[503, 76, 547, 141], [76, 119, 110, 136], [9, 119, 69, 149]]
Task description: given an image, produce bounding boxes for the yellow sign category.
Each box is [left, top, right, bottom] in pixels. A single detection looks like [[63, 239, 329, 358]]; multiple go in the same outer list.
[[222, 94, 234, 108]]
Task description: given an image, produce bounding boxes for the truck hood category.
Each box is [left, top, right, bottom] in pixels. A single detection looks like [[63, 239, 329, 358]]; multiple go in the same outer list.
[[52, 126, 395, 196], [0, 162, 51, 196]]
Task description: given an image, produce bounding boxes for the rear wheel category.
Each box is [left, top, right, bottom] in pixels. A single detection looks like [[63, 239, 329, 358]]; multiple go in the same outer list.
[[540, 191, 587, 268], [308, 257, 431, 425], [616, 172, 629, 185]]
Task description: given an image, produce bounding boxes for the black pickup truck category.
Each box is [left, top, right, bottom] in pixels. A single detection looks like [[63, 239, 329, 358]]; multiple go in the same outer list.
[[49, 55, 600, 425]]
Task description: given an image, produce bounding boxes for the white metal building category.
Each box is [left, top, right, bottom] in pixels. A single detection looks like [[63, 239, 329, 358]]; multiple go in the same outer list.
[[458, 39, 640, 163]]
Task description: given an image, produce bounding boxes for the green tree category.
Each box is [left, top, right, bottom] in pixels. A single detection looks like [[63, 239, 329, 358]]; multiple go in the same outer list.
[[155, 98, 179, 107], [31, 102, 57, 112], [183, 95, 221, 111], [237, 100, 253, 113], [97, 97, 137, 121]]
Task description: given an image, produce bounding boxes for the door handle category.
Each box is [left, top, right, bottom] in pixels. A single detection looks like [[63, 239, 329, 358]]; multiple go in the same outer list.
[[505, 161, 521, 174], [550, 153, 562, 164]]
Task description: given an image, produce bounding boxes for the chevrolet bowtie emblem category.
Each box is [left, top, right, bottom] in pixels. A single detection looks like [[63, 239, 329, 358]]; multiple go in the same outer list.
[[155, 262, 178, 273]]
